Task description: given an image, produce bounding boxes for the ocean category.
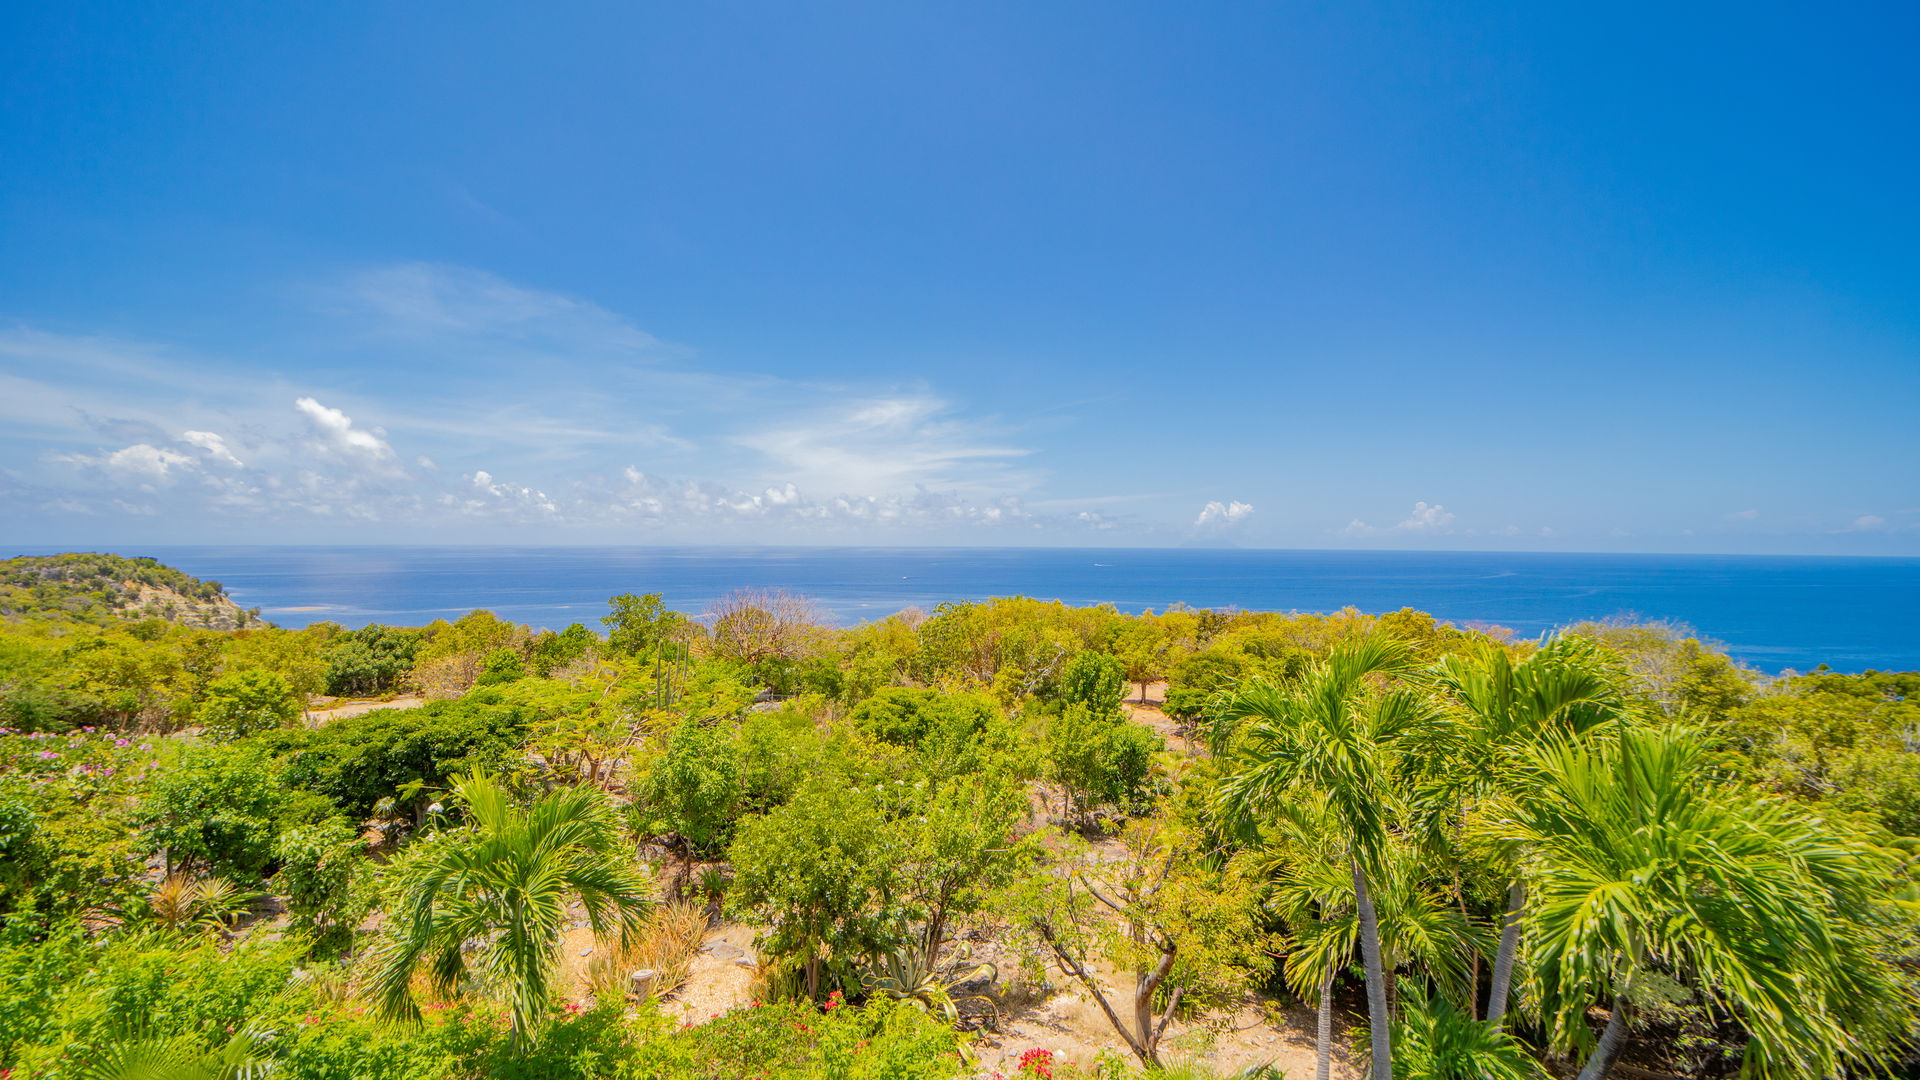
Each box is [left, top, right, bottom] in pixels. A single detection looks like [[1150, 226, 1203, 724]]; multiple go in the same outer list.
[[61, 545, 1915, 675]]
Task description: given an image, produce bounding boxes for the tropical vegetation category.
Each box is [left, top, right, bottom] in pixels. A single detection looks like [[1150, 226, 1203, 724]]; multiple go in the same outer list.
[[0, 553, 1916, 1078]]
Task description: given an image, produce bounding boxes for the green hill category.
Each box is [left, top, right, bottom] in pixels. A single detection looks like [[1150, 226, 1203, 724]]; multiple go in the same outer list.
[[0, 552, 261, 629]]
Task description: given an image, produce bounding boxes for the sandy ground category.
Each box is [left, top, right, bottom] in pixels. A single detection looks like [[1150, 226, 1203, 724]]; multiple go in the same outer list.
[[970, 934, 1349, 1077], [621, 913, 1354, 1078], [660, 922, 761, 1022]]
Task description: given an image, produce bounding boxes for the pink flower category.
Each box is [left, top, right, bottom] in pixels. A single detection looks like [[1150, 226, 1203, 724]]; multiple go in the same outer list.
[[114, 738, 130, 747], [36, 751, 58, 761]]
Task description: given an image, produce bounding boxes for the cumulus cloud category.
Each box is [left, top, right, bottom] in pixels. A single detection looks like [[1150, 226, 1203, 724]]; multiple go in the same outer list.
[[1727, 508, 1759, 520], [1341, 500, 1458, 537], [295, 397, 399, 467], [1848, 514, 1888, 532], [1194, 500, 1254, 529], [1398, 501, 1455, 531], [463, 469, 560, 519]]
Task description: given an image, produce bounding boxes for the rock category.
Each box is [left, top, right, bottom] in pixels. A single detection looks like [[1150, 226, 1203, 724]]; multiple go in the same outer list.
[[702, 941, 744, 962]]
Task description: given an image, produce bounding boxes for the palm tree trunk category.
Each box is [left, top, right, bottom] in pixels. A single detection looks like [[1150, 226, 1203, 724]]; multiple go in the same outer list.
[[1316, 972, 1334, 1080], [1576, 996, 1632, 1080], [1488, 879, 1524, 1028], [1451, 868, 1478, 1021], [1351, 855, 1393, 1080]]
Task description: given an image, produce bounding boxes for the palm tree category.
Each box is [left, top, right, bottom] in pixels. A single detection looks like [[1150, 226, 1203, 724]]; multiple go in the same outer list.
[[75, 1029, 273, 1080], [1378, 980, 1544, 1080], [1265, 800, 1477, 1080], [1217, 635, 1443, 1080], [1505, 725, 1914, 1079], [371, 771, 654, 1048], [1430, 637, 1622, 1026]]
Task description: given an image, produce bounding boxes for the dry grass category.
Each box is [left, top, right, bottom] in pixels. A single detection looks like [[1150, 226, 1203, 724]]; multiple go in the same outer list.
[[586, 901, 708, 1004]]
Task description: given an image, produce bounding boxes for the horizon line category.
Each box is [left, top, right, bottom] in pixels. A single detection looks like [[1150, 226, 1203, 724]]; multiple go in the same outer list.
[[6, 542, 1918, 562]]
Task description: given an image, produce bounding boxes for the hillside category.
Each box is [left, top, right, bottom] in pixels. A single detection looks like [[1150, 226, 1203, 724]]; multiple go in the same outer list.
[[0, 552, 262, 630]]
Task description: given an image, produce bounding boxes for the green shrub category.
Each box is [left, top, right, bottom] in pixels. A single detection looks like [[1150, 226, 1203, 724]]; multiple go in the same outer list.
[[634, 718, 741, 856], [851, 687, 997, 748], [198, 669, 301, 741], [135, 743, 291, 879], [273, 818, 366, 938], [321, 624, 422, 697], [261, 698, 530, 817], [730, 782, 908, 1000]]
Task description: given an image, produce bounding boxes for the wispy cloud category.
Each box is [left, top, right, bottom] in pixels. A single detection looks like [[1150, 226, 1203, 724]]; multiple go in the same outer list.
[[336, 262, 665, 354], [734, 394, 1034, 498], [2, 266, 1087, 541]]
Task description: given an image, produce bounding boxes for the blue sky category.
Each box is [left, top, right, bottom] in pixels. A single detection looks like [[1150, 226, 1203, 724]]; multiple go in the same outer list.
[[2, 2, 1917, 552]]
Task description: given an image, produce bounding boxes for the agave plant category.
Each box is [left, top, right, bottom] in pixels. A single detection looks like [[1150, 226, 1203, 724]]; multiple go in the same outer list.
[[860, 939, 997, 1025], [147, 873, 252, 936]]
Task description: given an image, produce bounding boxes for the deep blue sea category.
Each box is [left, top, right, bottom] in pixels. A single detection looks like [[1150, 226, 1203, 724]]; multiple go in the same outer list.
[[32, 545, 1898, 675]]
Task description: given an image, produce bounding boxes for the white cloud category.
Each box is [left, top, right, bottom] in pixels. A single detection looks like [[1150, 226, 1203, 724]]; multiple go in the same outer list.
[[1398, 501, 1455, 532], [1849, 514, 1888, 532], [464, 469, 560, 519], [181, 430, 243, 467], [1341, 500, 1456, 537], [1, 268, 1160, 540], [56, 442, 197, 482], [1727, 508, 1759, 520], [1194, 499, 1254, 529], [295, 397, 399, 467]]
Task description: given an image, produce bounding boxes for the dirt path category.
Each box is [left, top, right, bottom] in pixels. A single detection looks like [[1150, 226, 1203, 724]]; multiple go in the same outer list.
[[651, 914, 1354, 1078], [304, 696, 424, 723], [1121, 681, 1204, 754]]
